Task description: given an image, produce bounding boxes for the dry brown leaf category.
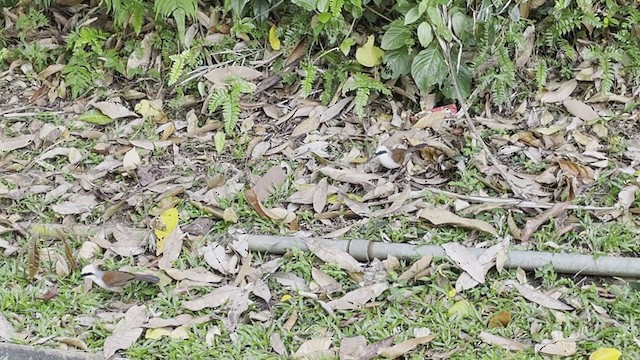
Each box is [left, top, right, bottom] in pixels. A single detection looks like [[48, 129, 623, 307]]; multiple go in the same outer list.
[[108, 225, 147, 256], [200, 243, 238, 275], [377, 335, 435, 358], [144, 314, 194, 328], [305, 239, 362, 273], [521, 202, 568, 242], [442, 242, 486, 284], [508, 282, 574, 311], [313, 178, 328, 213], [27, 237, 39, 279], [0, 134, 34, 152], [478, 331, 527, 351], [540, 80, 577, 103], [57, 336, 88, 351], [320, 167, 379, 187], [535, 331, 578, 356], [292, 337, 333, 360], [359, 336, 396, 360], [253, 165, 286, 202], [398, 255, 432, 281], [291, 115, 320, 137], [341, 194, 371, 217], [311, 267, 342, 294], [270, 333, 287, 356], [557, 160, 595, 181], [339, 336, 368, 360], [225, 287, 250, 331], [204, 66, 262, 85], [326, 283, 389, 310], [418, 208, 498, 236], [51, 194, 96, 215], [94, 101, 138, 119], [158, 227, 185, 270], [455, 239, 509, 291], [563, 99, 599, 121], [36, 64, 65, 80], [163, 267, 223, 283], [127, 32, 153, 72], [183, 285, 242, 311], [103, 305, 146, 359]]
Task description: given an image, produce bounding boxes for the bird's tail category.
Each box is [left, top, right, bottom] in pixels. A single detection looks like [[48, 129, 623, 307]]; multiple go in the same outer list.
[[134, 274, 160, 283]]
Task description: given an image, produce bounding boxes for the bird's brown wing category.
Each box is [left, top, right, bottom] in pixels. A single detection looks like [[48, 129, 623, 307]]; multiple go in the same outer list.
[[102, 271, 138, 287]]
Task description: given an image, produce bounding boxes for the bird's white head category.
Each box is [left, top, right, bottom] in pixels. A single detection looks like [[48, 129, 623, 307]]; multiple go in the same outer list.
[[374, 145, 401, 169], [81, 264, 101, 280]]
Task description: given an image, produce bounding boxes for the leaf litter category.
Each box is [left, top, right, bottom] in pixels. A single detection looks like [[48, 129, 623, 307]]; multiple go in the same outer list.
[[0, 9, 638, 358]]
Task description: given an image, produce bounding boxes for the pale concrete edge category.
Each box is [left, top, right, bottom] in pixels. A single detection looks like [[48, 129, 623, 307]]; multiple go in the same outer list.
[[0, 342, 108, 360]]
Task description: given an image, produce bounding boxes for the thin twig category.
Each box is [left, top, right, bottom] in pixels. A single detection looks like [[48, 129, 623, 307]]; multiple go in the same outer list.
[[437, 35, 528, 199]]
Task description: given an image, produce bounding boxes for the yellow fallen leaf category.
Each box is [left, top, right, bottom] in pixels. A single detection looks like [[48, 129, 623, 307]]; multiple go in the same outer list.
[[170, 326, 189, 340], [589, 348, 622, 360], [448, 299, 474, 318], [281, 294, 292, 302], [355, 35, 383, 67], [154, 208, 179, 255], [269, 25, 281, 50], [145, 328, 171, 339]]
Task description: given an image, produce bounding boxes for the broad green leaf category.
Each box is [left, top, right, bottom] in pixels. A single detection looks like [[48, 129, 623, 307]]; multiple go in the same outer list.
[[411, 46, 447, 91], [404, 6, 422, 25], [355, 35, 384, 67], [78, 109, 114, 125], [318, 12, 332, 23], [383, 48, 412, 78], [291, 0, 317, 11], [441, 62, 471, 100], [418, 0, 429, 13], [316, 0, 329, 12], [381, 23, 412, 50], [340, 37, 356, 55], [417, 22, 433, 47], [451, 11, 471, 39]]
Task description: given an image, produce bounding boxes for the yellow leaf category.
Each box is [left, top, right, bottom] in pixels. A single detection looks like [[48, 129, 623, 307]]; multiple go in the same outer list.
[[269, 25, 281, 50], [223, 207, 238, 223], [154, 208, 179, 255], [448, 299, 474, 318], [447, 288, 457, 298], [355, 35, 383, 67], [589, 348, 622, 360], [145, 328, 171, 339], [280, 294, 292, 302]]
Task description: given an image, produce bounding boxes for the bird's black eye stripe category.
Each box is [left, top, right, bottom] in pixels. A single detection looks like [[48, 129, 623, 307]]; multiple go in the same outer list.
[[374, 150, 387, 156], [81, 272, 93, 277]]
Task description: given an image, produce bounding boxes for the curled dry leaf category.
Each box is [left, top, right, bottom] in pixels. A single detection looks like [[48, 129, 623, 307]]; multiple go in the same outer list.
[[521, 202, 568, 242], [442, 242, 486, 284], [478, 331, 527, 351], [122, 148, 141, 171], [339, 336, 368, 360], [455, 239, 509, 291], [313, 178, 328, 213], [535, 331, 578, 356], [305, 238, 363, 273], [270, 333, 287, 356], [508, 281, 574, 311], [0, 134, 34, 152], [319, 167, 379, 187], [418, 208, 498, 236], [204, 66, 262, 85], [27, 237, 40, 279], [51, 194, 97, 215], [539, 80, 577, 103], [93, 101, 138, 119], [183, 285, 242, 311], [103, 305, 147, 359], [327, 282, 389, 310], [164, 267, 223, 283], [292, 337, 334, 360], [57, 336, 88, 351], [398, 255, 432, 281], [253, 165, 287, 202], [488, 311, 512, 328], [200, 243, 238, 275], [377, 335, 435, 358]]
